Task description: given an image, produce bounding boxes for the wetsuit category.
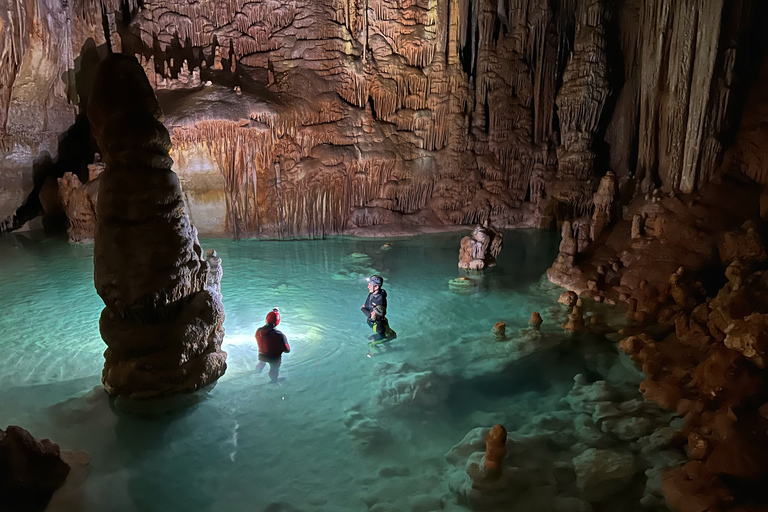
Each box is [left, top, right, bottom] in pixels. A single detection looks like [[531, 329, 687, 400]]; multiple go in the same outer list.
[[367, 316, 397, 353], [256, 324, 290, 381], [362, 288, 387, 326]]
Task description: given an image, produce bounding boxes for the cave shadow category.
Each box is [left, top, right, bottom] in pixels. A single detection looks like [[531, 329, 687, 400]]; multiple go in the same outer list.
[[443, 332, 615, 426], [1, 38, 104, 235], [109, 397, 220, 512]]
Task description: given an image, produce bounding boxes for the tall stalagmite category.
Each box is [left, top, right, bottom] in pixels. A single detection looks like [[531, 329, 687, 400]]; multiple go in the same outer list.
[[88, 54, 227, 398]]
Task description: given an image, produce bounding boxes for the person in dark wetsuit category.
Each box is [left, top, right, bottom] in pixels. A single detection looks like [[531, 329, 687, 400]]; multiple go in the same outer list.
[[361, 275, 387, 327], [367, 305, 397, 355], [255, 308, 290, 383]]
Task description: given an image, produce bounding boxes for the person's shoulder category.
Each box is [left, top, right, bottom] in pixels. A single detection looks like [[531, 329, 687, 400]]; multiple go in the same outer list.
[[379, 288, 387, 297]]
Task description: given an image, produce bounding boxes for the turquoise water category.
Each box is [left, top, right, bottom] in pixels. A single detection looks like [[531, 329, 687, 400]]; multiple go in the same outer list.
[[0, 230, 657, 511]]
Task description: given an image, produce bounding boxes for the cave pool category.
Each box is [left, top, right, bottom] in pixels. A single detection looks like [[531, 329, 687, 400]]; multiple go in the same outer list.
[[0, 230, 656, 512]]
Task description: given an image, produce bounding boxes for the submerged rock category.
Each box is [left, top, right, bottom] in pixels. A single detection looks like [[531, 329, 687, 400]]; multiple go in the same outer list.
[[448, 276, 478, 295], [375, 362, 447, 411], [572, 448, 636, 502]]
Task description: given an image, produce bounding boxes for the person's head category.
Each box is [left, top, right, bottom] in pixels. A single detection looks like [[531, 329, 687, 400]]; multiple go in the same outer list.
[[371, 305, 386, 319], [266, 307, 280, 326], [367, 275, 383, 293]]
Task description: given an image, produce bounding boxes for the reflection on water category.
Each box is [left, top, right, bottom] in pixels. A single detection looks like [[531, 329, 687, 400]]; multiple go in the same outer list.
[[0, 230, 667, 512]]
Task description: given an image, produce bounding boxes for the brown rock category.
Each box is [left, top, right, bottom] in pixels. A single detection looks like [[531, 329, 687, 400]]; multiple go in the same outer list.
[[0, 426, 71, 512], [491, 322, 506, 341], [723, 313, 768, 368], [459, 223, 503, 271], [640, 379, 682, 411], [529, 312, 543, 328], [558, 290, 578, 307], [483, 424, 507, 480], [88, 54, 227, 398], [687, 432, 709, 460]]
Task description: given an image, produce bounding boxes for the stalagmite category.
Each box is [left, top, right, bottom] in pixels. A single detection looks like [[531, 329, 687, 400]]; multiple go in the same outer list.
[[483, 424, 507, 480], [88, 54, 226, 398], [458, 221, 503, 270]]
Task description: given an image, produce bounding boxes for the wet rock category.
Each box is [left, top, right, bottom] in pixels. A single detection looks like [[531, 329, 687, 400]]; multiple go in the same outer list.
[[89, 55, 226, 398], [572, 448, 636, 502], [57, 154, 104, 243], [410, 494, 443, 512], [375, 362, 447, 411], [343, 409, 390, 451], [491, 322, 506, 341], [0, 426, 71, 512], [448, 276, 478, 295], [483, 425, 507, 480], [562, 298, 585, 333], [558, 290, 579, 307], [723, 313, 768, 368], [458, 223, 503, 271], [719, 225, 767, 265], [600, 416, 653, 441]]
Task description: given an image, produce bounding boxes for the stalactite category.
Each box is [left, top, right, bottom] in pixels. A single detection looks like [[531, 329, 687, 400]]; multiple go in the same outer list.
[[549, 0, 609, 218]]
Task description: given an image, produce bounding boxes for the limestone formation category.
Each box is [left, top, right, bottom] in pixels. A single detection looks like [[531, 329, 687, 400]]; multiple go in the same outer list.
[[0, 426, 71, 512], [447, 374, 681, 510], [88, 54, 227, 398], [458, 222, 503, 270], [490, 322, 506, 341], [562, 298, 585, 333], [549, 0, 610, 218], [1, 1, 762, 240], [482, 424, 507, 480], [57, 154, 104, 243]]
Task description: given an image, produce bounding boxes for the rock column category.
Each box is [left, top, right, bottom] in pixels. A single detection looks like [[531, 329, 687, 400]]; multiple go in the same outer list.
[[88, 54, 227, 398]]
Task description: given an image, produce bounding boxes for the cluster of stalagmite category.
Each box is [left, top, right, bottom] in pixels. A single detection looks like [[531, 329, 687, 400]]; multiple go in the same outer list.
[[88, 54, 227, 398], [547, 174, 768, 511]]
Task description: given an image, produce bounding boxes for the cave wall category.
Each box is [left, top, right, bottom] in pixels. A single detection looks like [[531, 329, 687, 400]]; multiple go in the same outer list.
[[0, 0, 107, 227], [0, 0, 763, 237]]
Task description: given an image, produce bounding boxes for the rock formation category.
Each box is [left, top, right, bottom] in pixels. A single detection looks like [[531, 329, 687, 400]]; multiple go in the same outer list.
[[548, 176, 768, 510], [482, 424, 507, 480], [88, 54, 227, 398], [0, 426, 71, 512], [447, 374, 682, 510], [490, 321, 506, 341], [2, 0, 760, 239], [57, 154, 104, 242], [458, 222, 503, 270]]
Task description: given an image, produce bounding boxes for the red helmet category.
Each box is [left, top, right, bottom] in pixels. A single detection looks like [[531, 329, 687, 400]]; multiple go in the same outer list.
[[266, 308, 280, 326]]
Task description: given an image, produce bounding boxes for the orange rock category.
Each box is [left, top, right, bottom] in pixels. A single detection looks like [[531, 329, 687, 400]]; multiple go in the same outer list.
[[483, 424, 507, 480]]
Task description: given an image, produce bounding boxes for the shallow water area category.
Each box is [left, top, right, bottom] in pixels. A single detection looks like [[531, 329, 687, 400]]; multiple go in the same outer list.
[[0, 230, 663, 512]]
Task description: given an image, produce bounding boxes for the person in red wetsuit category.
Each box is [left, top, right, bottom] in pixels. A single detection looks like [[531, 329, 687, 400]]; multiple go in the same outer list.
[[255, 308, 290, 383]]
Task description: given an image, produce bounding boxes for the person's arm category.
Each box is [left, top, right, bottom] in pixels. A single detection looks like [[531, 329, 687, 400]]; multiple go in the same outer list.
[[281, 333, 290, 353]]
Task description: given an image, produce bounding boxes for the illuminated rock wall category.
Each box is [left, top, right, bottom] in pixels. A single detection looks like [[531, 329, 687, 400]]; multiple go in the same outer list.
[[0, 0, 763, 239]]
